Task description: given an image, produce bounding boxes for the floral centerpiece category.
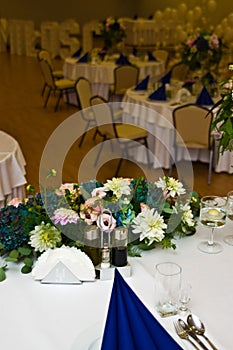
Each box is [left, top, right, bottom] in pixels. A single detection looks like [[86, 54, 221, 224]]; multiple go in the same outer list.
[[99, 16, 126, 49], [181, 30, 223, 75], [0, 176, 200, 281]]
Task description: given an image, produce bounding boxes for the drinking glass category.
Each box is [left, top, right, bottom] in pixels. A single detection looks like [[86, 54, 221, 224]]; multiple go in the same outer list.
[[154, 262, 182, 317], [223, 190, 233, 245], [198, 196, 227, 254]]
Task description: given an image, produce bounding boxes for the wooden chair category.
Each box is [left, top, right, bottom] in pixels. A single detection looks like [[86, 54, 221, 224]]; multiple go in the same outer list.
[[169, 103, 215, 184], [90, 95, 150, 176], [40, 59, 76, 112], [109, 65, 139, 101]]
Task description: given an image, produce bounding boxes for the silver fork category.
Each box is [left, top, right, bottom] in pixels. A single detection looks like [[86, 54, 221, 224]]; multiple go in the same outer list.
[[174, 321, 200, 349]]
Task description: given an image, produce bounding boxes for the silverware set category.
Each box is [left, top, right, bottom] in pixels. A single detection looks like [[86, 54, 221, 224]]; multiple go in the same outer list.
[[173, 314, 218, 350]]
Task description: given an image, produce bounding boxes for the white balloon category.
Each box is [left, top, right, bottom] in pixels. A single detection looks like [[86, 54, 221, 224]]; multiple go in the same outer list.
[[215, 24, 223, 36], [178, 3, 188, 15], [224, 26, 233, 42], [193, 6, 202, 20], [207, 0, 217, 13], [179, 30, 187, 42], [187, 10, 194, 23], [154, 10, 163, 20], [228, 13, 233, 26]]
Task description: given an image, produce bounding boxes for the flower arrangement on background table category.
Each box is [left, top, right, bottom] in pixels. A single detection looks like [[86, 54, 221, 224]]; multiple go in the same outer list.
[[181, 30, 223, 76], [0, 175, 200, 281], [99, 16, 126, 49]]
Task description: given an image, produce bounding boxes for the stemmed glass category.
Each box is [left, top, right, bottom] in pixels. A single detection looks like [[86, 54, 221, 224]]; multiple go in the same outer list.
[[178, 283, 192, 315], [223, 190, 233, 245], [198, 196, 227, 254]]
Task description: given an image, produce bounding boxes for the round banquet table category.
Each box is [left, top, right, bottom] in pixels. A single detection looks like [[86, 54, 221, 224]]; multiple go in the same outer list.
[[0, 130, 27, 207], [122, 88, 233, 173], [0, 219, 233, 350], [63, 56, 165, 101]]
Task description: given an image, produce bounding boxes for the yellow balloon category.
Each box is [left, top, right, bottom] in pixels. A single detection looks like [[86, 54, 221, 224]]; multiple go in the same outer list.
[[224, 27, 233, 42]]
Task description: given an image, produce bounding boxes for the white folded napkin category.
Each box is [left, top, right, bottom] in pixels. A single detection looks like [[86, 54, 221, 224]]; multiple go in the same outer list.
[[174, 88, 191, 102]]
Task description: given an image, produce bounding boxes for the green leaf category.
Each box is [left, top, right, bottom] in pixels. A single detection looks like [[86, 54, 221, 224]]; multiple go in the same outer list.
[[23, 257, 33, 267], [18, 247, 32, 256], [21, 265, 32, 274], [0, 268, 6, 282], [9, 250, 19, 259], [5, 257, 18, 262], [127, 245, 142, 257]]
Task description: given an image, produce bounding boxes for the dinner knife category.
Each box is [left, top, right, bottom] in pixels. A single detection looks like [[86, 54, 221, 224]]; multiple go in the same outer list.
[[178, 319, 209, 350]]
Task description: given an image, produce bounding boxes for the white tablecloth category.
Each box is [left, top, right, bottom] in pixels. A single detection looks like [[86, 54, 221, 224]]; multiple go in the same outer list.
[[1, 219, 233, 350], [122, 89, 233, 173], [63, 57, 165, 100], [0, 131, 27, 207]]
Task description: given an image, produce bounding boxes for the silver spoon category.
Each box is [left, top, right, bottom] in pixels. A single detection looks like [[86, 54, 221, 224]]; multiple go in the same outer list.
[[187, 314, 219, 350]]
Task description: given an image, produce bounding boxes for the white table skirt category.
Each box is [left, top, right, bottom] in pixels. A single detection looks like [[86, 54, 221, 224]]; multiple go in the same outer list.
[[63, 58, 165, 100], [1, 219, 232, 350], [122, 89, 233, 173], [0, 131, 27, 206]]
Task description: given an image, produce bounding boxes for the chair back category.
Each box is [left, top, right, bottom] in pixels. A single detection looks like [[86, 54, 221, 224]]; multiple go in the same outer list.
[[171, 62, 189, 82], [40, 59, 56, 89], [37, 49, 53, 67], [172, 104, 213, 150], [153, 49, 169, 67], [90, 96, 116, 138], [113, 65, 139, 95], [75, 77, 92, 109]]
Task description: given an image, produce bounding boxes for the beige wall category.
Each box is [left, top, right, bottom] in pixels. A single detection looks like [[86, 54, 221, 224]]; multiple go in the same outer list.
[[0, 0, 232, 28]]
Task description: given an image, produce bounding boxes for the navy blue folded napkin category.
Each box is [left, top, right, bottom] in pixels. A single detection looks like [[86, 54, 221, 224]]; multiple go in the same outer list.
[[134, 75, 150, 91], [71, 47, 82, 58], [196, 86, 214, 106], [132, 47, 138, 56], [148, 84, 166, 101], [133, 14, 138, 20], [77, 52, 89, 63], [147, 51, 157, 62], [101, 269, 182, 350], [160, 70, 172, 84], [116, 53, 131, 66]]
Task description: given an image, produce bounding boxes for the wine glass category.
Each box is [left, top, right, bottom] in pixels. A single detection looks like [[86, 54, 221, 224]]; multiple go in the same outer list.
[[179, 283, 192, 315], [198, 196, 227, 254], [223, 190, 233, 245]]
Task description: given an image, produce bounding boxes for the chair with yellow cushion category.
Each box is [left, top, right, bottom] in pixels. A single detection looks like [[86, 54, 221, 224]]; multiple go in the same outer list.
[[90, 95, 150, 176], [109, 65, 139, 101], [40, 59, 76, 111], [169, 103, 214, 184], [37, 49, 64, 96]]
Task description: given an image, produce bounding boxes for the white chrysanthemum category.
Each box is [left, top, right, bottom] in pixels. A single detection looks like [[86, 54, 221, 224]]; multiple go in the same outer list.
[[103, 177, 131, 199], [173, 202, 195, 228], [29, 222, 62, 253], [155, 176, 186, 197], [132, 208, 167, 245]]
